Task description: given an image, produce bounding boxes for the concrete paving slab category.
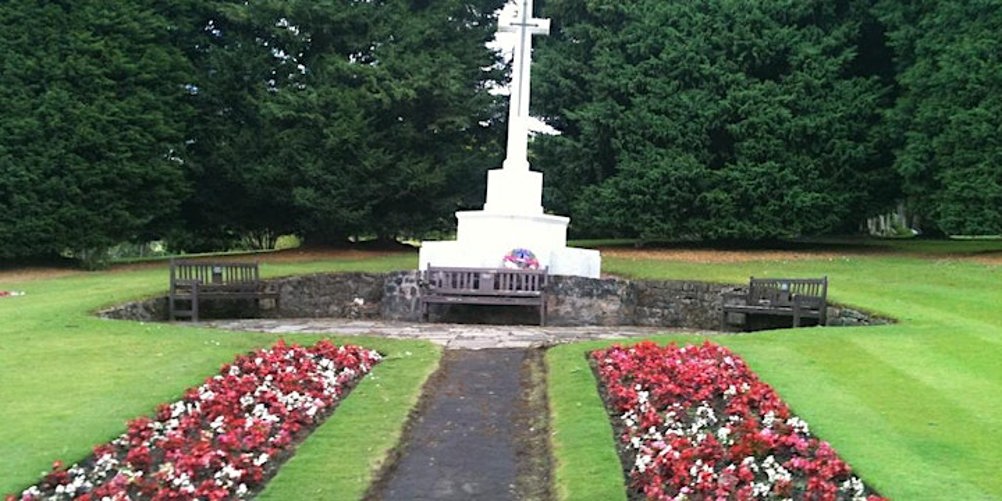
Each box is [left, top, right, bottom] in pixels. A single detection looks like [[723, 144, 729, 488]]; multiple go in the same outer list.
[[202, 318, 702, 350]]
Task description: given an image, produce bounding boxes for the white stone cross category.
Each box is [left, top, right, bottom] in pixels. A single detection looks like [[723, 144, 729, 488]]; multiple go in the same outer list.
[[499, 0, 549, 171]]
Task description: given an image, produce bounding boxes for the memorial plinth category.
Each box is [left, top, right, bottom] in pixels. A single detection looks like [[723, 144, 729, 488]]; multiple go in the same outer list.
[[418, 0, 600, 278], [419, 171, 600, 277]]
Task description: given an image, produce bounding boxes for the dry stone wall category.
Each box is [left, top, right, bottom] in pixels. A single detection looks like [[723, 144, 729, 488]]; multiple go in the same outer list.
[[98, 271, 888, 329]]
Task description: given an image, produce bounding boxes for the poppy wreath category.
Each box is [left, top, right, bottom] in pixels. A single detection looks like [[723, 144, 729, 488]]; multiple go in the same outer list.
[[502, 248, 540, 270]]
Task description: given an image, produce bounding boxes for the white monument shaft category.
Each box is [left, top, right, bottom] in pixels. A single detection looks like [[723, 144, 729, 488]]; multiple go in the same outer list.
[[485, 0, 549, 215], [419, 0, 601, 278], [499, 0, 549, 172]]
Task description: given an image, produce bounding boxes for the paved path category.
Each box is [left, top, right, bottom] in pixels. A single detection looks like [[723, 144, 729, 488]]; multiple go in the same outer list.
[[205, 318, 691, 350], [204, 318, 695, 499], [367, 349, 526, 500]]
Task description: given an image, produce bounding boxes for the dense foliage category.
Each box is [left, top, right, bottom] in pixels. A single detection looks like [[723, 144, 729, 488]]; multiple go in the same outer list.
[[0, 0, 503, 260], [533, 0, 896, 239], [0, 2, 192, 261], [169, 0, 505, 250], [875, 1, 1002, 235], [1, 0, 999, 261]]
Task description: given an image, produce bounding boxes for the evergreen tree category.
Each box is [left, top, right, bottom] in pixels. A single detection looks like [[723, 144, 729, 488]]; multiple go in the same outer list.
[[534, 0, 895, 240], [876, 0, 1002, 235], [0, 2, 193, 261], [170, 0, 505, 248]]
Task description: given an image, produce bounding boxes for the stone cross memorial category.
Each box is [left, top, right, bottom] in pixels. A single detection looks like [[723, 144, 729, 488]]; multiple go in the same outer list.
[[419, 0, 601, 278], [498, 0, 549, 172]]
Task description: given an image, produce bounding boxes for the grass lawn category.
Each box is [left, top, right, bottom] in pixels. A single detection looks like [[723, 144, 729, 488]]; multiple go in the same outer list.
[[550, 252, 1002, 500], [0, 252, 439, 499], [3, 244, 1000, 499]]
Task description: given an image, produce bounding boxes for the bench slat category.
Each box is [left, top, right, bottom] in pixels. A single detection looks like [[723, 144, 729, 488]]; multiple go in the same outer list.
[[722, 276, 828, 330], [169, 259, 274, 321], [421, 266, 548, 325]]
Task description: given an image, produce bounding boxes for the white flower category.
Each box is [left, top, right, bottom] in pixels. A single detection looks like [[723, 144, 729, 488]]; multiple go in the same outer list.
[[752, 481, 771, 497], [635, 453, 652, 473], [786, 416, 810, 435], [198, 387, 216, 402], [240, 393, 255, 408], [762, 411, 776, 428], [209, 415, 226, 433], [716, 426, 732, 443], [622, 411, 636, 428], [630, 436, 643, 449], [840, 476, 867, 499], [218, 463, 242, 480]]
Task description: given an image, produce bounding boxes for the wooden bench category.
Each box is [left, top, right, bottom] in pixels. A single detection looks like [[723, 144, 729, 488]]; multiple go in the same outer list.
[[420, 266, 549, 326], [721, 276, 828, 330], [168, 259, 278, 321]]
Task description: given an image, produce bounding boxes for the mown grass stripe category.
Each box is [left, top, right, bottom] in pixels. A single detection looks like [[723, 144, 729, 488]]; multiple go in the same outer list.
[[258, 338, 441, 500], [547, 342, 628, 501], [785, 334, 998, 498], [715, 330, 993, 499], [852, 329, 1001, 421], [0, 254, 434, 496]]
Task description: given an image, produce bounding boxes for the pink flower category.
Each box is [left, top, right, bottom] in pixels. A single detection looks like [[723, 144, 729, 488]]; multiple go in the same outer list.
[[592, 342, 886, 500], [13, 340, 381, 500]]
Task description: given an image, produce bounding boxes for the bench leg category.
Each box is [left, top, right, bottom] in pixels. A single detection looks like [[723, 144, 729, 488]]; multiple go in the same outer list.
[[792, 306, 801, 328], [191, 283, 199, 322]]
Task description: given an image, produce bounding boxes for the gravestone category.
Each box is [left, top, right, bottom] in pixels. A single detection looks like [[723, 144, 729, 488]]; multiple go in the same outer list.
[[419, 0, 601, 278]]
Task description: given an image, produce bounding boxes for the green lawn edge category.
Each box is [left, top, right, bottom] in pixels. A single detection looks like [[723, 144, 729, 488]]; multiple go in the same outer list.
[[547, 340, 627, 501], [0, 253, 435, 496], [548, 254, 1002, 500], [258, 337, 440, 500], [3, 249, 1001, 499]]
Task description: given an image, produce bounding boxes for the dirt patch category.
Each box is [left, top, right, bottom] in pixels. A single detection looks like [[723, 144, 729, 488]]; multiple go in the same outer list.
[[365, 348, 553, 501], [7, 241, 1002, 284], [513, 349, 553, 501], [0, 267, 81, 283], [599, 248, 854, 264], [0, 248, 415, 283]]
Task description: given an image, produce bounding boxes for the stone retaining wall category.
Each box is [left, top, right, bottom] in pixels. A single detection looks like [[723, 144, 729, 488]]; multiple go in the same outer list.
[[98, 271, 888, 330]]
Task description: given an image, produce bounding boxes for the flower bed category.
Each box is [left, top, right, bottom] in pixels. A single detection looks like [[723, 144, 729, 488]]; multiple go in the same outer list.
[[10, 340, 380, 500], [592, 341, 886, 500]]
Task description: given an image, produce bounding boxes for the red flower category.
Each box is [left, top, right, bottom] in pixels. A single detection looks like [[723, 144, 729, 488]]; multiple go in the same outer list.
[[12, 341, 381, 500], [592, 342, 887, 500]]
